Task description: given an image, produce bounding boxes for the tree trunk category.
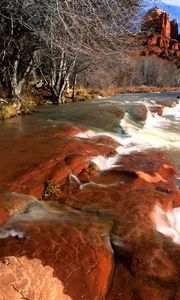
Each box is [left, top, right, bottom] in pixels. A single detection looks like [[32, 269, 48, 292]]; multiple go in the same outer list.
[[72, 73, 77, 102], [9, 56, 21, 98], [8, 51, 36, 99], [57, 57, 77, 104], [11, 83, 23, 98]]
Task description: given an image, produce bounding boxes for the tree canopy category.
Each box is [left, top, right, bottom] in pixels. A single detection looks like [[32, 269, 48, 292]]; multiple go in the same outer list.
[[0, 0, 144, 102]]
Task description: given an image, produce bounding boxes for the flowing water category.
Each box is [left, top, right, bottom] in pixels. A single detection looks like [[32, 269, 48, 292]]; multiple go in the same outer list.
[[0, 91, 180, 243]]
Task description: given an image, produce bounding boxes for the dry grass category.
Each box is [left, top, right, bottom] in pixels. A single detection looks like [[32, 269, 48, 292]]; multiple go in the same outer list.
[[0, 103, 17, 120], [76, 87, 92, 101], [90, 86, 180, 97], [75, 85, 180, 100]]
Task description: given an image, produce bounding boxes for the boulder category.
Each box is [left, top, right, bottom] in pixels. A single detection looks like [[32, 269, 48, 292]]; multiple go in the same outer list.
[[0, 217, 113, 300], [149, 105, 164, 116], [127, 104, 148, 122]]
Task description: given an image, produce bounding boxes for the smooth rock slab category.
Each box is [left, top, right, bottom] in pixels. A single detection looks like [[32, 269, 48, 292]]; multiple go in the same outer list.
[[0, 219, 113, 300]]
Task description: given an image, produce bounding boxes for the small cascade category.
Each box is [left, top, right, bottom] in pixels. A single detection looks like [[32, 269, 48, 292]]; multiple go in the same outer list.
[[0, 192, 38, 217], [91, 155, 119, 171], [75, 130, 124, 145], [117, 104, 180, 151], [119, 112, 142, 136], [75, 130, 96, 139], [69, 173, 82, 186], [80, 181, 117, 190], [163, 100, 180, 120], [153, 205, 180, 245], [145, 110, 170, 128]]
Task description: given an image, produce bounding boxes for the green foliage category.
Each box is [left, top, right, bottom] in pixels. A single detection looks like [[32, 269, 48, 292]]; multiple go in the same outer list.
[[44, 180, 61, 199], [0, 103, 16, 120]]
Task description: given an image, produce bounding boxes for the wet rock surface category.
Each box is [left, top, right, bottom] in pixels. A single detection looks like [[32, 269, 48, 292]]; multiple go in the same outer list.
[[149, 105, 164, 116], [0, 218, 113, 300], [0, 123, 179, 299], [127, 104, 148, 122]]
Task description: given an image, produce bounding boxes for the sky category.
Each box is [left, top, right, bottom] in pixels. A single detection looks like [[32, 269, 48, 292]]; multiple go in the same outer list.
[[152, 1, 180, 30]]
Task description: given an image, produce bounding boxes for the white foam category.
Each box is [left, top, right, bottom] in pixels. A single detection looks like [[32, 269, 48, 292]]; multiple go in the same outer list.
[[69, 173, 81, 186], [118, 109, 180, 152], [75, 101, 180, 172], [80, 181, 118, 189], [145, 110, 170, 127], [153, 205, 180, 245], [0, 229, 24, 239], [163, 101, 180, 120], [91, 155, 119, 171], [75, 130, 124, 145], [120, 112, 142, 136]]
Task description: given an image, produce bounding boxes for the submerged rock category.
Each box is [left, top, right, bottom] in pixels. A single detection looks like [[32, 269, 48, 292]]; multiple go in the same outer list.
[[149, 105, 164, 116], [127, 104, 148, 122], [0, 193, 37, 226]]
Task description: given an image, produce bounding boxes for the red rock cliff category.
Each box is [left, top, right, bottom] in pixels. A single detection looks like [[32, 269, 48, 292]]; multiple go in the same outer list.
[[142, 8, 180, 65], [171, 18, 179, 40]]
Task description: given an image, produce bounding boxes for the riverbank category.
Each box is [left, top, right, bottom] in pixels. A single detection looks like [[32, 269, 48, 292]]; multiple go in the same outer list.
[[86, 85, 180, 98], [0, 85, 180, 120]]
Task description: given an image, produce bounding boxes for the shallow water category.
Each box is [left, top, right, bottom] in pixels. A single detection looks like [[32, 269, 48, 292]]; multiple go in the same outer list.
[[0, 92, 180, 186]]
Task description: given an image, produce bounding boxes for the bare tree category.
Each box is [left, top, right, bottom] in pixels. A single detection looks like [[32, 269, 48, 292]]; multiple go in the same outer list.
[[37, 0, 144, 102], [0, 0, 144, 102], [0, 0, 39, 98]]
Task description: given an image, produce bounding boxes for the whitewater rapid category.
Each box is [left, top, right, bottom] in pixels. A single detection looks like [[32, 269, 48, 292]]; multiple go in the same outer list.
[[75, 99, 180, 244], [76, 100, 180, 158]]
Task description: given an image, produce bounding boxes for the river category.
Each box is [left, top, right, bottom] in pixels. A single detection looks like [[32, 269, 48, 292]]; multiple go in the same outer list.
[[1, 91, 179, 185], [0, 92, 180, 299]]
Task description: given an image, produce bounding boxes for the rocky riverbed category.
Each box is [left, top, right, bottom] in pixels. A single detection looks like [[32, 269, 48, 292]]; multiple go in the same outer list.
[[0, 93, 179, 299]]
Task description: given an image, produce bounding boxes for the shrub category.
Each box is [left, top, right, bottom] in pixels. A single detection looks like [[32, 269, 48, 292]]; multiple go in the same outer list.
[[0, 103, 17, 120], [76, 87, 92, 101], [22, 97, 38, 112], [43, 180, 61, 198]]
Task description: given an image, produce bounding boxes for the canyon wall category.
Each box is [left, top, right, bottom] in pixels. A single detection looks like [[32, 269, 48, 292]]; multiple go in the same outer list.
[[142, 8, 180, 67]]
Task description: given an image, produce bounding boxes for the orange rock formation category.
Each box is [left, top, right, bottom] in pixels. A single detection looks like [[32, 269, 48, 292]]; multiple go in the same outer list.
[[142, 8, 180, 66]]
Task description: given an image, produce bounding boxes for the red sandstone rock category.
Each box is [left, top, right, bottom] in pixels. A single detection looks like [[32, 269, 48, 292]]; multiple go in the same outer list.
[[142, 8, 180, 63], [0, 220, 113, 300], [143, 8, 171, 39], [170, 40, 179, 51], [91, 135, 120, 149], [161, 12, 171, 38], [0, 124, 180, 300], [148, 34, 158, 46], [0, 208, 10, 226], [149, 105, 164, 116], [127, 104, 148, 122], [107, 259, 173, 300], [171, 18, 179, 40], [5, 124, 117, 198]]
